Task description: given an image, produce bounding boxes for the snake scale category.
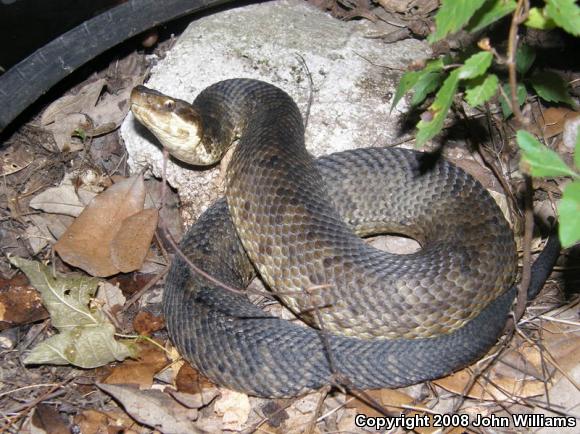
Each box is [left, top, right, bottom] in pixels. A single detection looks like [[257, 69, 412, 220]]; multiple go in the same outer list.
[[131, 79, 536, 398]]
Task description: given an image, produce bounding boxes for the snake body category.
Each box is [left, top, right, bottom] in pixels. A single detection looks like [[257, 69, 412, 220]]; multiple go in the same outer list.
[[132, 79, 519, 397]]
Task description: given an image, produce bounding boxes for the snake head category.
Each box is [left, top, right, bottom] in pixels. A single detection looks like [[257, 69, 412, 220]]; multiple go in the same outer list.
[[130, 85, 211, 165]]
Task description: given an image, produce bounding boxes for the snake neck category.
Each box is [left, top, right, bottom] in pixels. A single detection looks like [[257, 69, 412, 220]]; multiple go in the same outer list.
[[192, 79, 305, 166]]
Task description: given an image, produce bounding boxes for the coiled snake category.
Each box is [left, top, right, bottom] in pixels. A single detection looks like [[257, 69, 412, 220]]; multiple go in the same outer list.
[[131, 79, 538, 398]]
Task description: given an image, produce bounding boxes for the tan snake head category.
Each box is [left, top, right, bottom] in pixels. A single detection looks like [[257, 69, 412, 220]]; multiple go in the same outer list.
[[130, 85, 213, 165]]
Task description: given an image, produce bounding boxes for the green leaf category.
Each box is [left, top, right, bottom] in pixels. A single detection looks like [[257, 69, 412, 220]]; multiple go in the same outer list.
[[416, 70, 461, 146], [516, 130, 577, 178], [466, 0, 517, 32], [391, 59, 446, 112], [411, 72, 445, 106], [558, 180, 580, 247], [516, 45, 536, 75], [546, 0, 580, 36], [525, 7, 557, 29], [458, 51, 493, 80], [429, 0, 487, 42], [499, 82, 527, 117], [575, 125, 580, 170], [465, 74, 499, 107], [391, 70, 424, 112], [9, 257, 136, 368], [529, 70, 574, 105]]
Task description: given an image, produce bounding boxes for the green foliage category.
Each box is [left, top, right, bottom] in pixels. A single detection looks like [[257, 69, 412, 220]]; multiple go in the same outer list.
[[516, 131, 576, 178], [545, 0, 580, 36], [391, 59, 445, 111], [429, 0, 487, 42], [465, 74, 499, 107], [457, 51, 493, 79], [559, 182, 580, 248], [465, 0, 517, 33], [529, 70, 575, 105], [395, 0, 579, 246], [416, 70, 460, 146], [516, 131, 580, 247], [516, 45, 536, 75], [499, 83, 527, 117], [410, 72, 445, 107], [525, 7, 557, 29]]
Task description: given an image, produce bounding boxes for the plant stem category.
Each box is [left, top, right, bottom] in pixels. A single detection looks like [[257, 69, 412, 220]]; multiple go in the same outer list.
[[506, 0, 529, 126]]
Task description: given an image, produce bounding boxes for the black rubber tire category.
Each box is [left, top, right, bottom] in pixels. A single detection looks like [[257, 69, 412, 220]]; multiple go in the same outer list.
[[0, 0, 230, 132]]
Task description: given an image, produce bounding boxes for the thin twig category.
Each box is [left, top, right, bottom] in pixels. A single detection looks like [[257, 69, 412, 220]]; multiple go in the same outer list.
[[506, 0, 529, 126]]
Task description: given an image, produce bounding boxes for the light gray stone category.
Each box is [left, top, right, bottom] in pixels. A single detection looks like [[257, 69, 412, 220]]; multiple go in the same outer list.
[[121, 0, 430, 222]]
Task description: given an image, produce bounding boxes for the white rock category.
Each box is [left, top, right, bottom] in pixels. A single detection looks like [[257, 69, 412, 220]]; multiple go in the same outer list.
[[121, 0, 430, 221]]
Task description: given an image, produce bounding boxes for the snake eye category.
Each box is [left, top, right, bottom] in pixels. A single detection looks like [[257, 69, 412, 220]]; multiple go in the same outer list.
[[163, 99, 176, 110]]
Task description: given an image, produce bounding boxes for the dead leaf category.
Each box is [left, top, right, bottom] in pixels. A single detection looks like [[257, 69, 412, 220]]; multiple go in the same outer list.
[[41, 79, 106, 126], [74, 409, 147, 434], [25, 214, 74, 254], [1, 143, 34, 176], [97, 383, 200, 434], [54, 175, 157, 277], [88, 76, 142, 132], [46, 113, 89, 152], [175, 362, 216, 395], [103, 343, 168, 388], [29, 173, 99, 217], [9, 257, 136, 368], [133, 310, 165, 336], [95, 281, 126, 319], [434, 365, 546, 401], [31, 403, 69, 434], [213, 389, 251, 431], [539, 107, 579, 139], [110, 208, 159, 273], [167, 388, 220, 409], [0, 273, 48, 331]]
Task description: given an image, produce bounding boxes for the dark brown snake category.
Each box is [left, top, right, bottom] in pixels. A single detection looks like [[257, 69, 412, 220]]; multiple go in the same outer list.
[[130, 79, 555, 398]]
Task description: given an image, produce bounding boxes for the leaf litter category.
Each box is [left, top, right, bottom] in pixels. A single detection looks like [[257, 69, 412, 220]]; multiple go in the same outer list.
[[8, 256, 136, 368]]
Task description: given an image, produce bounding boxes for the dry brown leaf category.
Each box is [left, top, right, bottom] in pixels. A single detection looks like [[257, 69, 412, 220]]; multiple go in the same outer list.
[[95, 281, 126, 320], [213, 389, 251, 431], [175, 362, 216, 395], [25, 214, 74, 254], [540, 321, 580, 376], [74, 409, 146, 434], [97, 383, 200, 434], [167, 388, 220, 409], [133, 310, 165, 336], [88, 76, 142, 132], [29, 173, 98, 217], [46, 113, 89, 152], [539, 107, 579, 139], [41, 79, 106, 126], [31, 403, 69, 434], [1, 143, 34, 175], [433, 365, 546, 401], [0, 273, 49, 331], [111, 208, 159, 273], [103, 343, 168, 388], [54, 175, 156, 277]]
